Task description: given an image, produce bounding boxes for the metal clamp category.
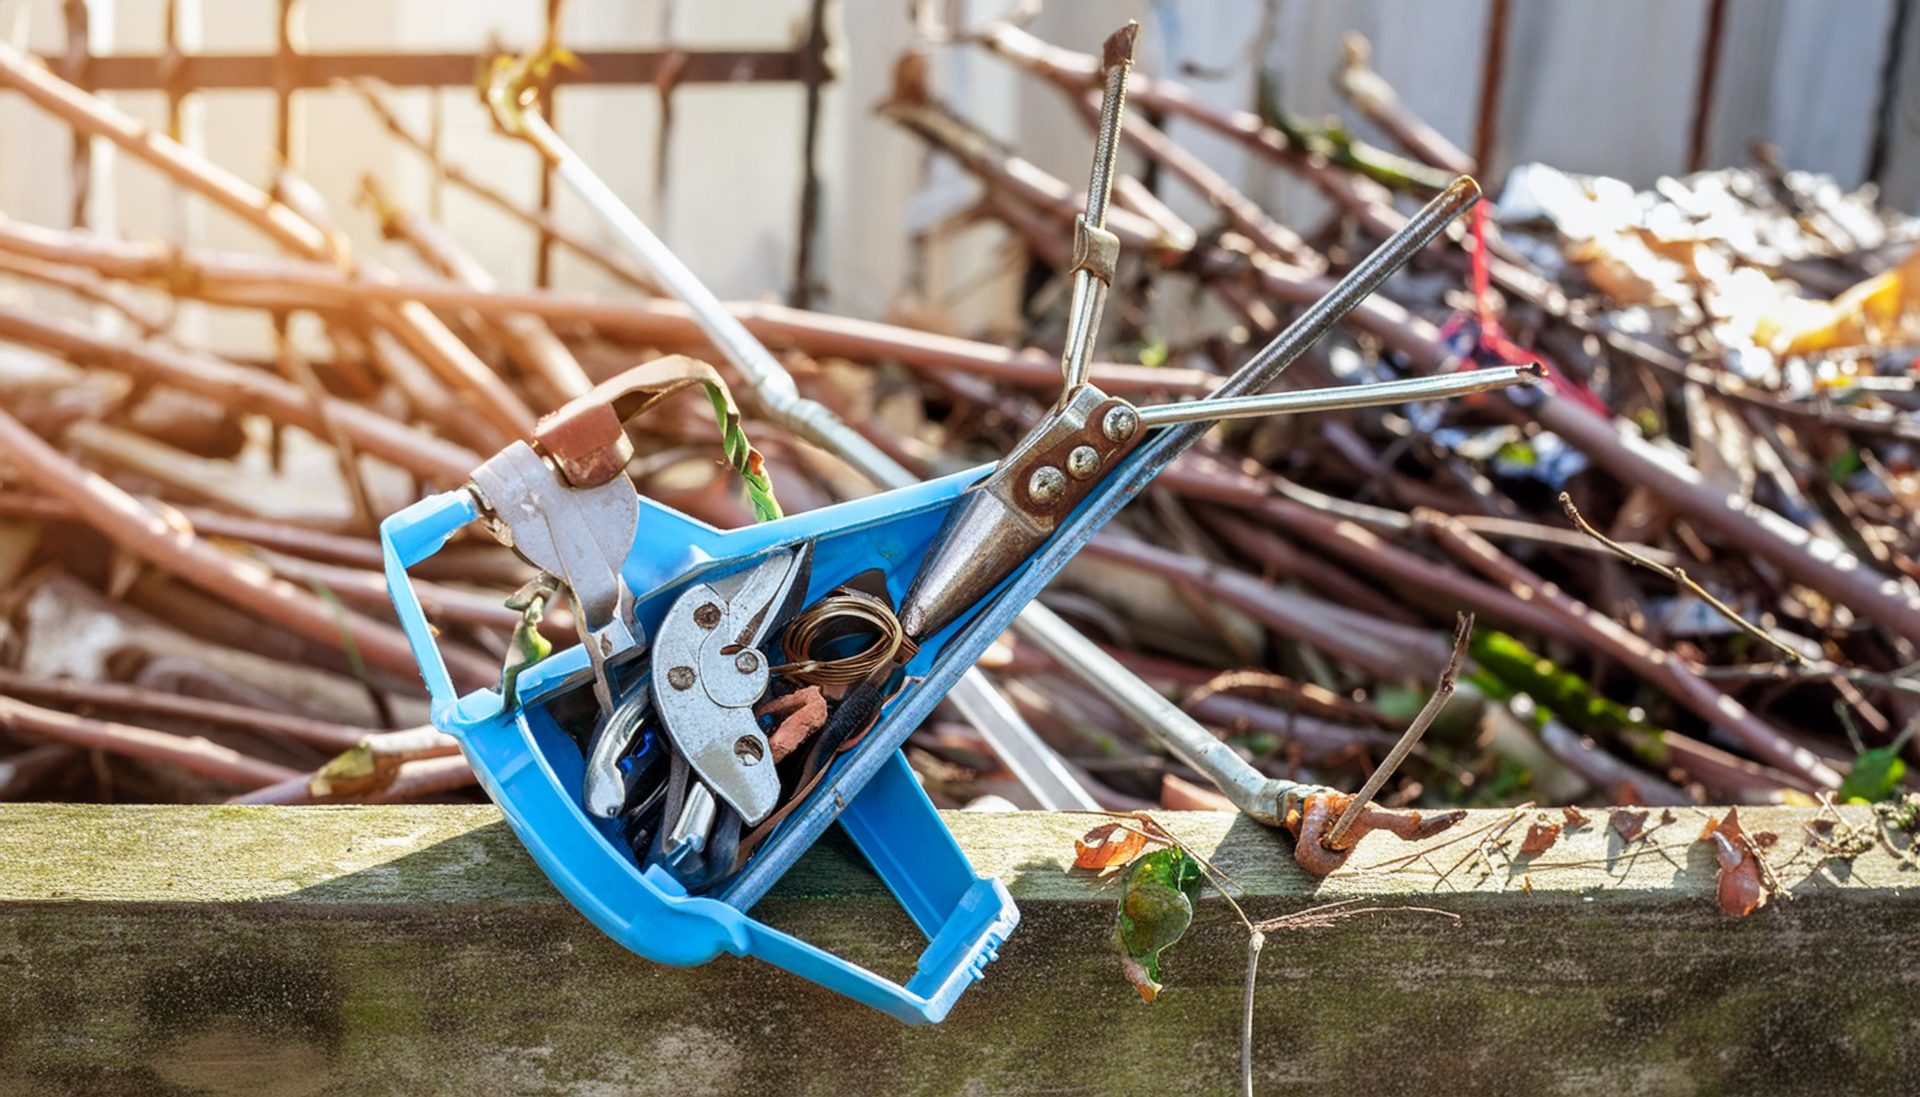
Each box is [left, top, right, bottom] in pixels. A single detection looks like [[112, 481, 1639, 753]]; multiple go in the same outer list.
[[1069, 213, 1120, 285], [470, 441, 640, 711]]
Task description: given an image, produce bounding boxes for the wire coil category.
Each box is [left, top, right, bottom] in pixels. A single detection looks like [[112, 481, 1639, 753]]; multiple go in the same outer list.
[[771, 590, 915, 688]]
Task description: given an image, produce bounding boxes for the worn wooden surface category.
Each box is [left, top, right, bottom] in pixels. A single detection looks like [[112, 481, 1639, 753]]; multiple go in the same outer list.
[[1, 803, 1916, 1095]]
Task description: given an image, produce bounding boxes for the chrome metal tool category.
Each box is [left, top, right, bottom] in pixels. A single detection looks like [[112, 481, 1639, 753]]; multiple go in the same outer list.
[[650, 544, 813, 826]]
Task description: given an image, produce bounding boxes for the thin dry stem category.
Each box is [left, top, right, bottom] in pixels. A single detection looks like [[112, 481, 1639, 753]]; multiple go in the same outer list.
[[1560, 492, 1805, 664], [1325, 612, 1474, 848]]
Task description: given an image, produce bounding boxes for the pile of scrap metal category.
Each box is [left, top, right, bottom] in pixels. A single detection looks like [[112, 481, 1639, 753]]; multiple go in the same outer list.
[[0, 13, 1915, 840]]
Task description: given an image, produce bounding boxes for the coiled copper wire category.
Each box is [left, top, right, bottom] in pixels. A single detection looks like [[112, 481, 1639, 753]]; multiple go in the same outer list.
[[770, 590, 916, 688]]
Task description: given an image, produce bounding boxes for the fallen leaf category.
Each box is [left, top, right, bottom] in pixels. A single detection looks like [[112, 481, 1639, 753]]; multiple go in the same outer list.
[[1610, 808, 1649, 842], [1113, 848, 1202, 1002], [1076, 822, 1149, 871], [1660, 808, 1676, 825], [1562, 806, 1590, 829], [1840, 744, 1908, 804], [1521, 821, 1562, 854], [1699, 806, 1767, 918]]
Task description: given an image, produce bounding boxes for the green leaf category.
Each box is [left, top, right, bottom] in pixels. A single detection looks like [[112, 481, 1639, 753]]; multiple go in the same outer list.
[[1493, 440, 1537, 467], [1840, 747, 1907, 805], [1137, 340, 1169, 368], [501, 581, 554, 707], [1828, 446, 1863, 484], [1112, 848, 1202, 1002]]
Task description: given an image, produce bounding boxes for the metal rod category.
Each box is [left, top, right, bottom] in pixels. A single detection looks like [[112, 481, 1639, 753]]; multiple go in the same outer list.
[[1080, 24, 1133, 234], [1056, 22, 1136, 396], [1136, 363, 1540, 427], [23, 48, 812, 91], [515, 108, 903, 483], [1202, 176, 1480, 406], [1016, 603, 1301, 825], [501, 97, 1099, 811]]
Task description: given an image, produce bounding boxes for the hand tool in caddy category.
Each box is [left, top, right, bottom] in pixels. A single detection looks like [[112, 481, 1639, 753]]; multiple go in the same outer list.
[[383, 22, 1539, 1024]]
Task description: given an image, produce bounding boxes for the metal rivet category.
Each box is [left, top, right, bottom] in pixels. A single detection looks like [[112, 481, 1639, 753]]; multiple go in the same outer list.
[[1066, 444, 1100, 479], [1028, 465, 1067, 506], [693, 603, 721, 629], [734, 650, 760, 674], [734, 736, 765, 765], [667, 666, 696, 690], [1102, 405, 1139, 442]]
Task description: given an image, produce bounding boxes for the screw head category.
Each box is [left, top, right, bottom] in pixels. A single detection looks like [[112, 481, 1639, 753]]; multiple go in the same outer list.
[[692, 602, 721, 629], [1028, 465, 1067, 506], [734, 650, 761, 674], [1066, 444, 1101, 479], [1102, 405, 1139, 443], [667, 665, 696, 691]]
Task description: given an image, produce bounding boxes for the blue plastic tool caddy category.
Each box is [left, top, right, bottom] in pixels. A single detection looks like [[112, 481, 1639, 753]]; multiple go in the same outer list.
[[382, 387, 1191, 1022], [382, 467, 1031, 1024]]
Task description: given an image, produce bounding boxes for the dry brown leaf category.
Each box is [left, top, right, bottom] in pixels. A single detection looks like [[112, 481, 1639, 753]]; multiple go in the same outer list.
[[1610, 808, 1650, 842], [1562, 806, 1590, 829], [1076, 822, 1149, 871], [1521, 821, 1562, 854], [1699, 807, 1767, 918]]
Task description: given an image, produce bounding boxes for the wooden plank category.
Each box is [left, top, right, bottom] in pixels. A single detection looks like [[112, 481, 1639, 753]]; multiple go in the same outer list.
[[2, 803, 1916, 1094]]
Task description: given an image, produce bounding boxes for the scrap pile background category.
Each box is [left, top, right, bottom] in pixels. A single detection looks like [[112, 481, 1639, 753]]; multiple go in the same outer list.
[[0, 1, 1915, 813]]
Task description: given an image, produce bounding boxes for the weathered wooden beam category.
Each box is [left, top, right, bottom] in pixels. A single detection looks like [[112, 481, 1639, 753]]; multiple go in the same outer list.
[[1, 804, 1915, 1094]]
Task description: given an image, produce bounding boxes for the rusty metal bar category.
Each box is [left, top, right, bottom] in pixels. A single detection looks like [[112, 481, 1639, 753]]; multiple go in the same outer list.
[[61, 0, 91, 229], [162, 0, 184, 141], [1471, 0, 1509, 179], [23, 49, 809, 91], [534, 0, 565, 289], [1686, 0, 1728, 174], [274, 0, 299, 165], [790, 0, 829, 308]]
